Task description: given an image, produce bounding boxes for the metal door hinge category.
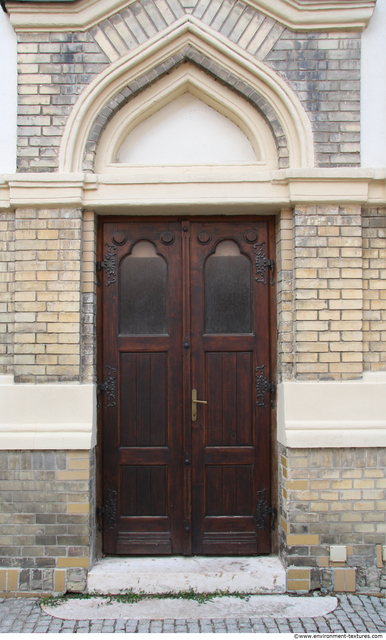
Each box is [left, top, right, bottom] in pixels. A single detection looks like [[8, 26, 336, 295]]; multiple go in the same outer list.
[[256, 488, 276, 531], [97, 367, 117, 409], [97, 506, 105, 532], [97, 382, 104, 409], [96, 261, 105, 287], [268, 259, 275, 286], [255, 365, 276, 408], [97, 490, 118, 533]]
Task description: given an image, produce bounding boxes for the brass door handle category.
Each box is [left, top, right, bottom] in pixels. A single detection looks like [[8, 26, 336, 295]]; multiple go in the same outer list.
[[192, 389, 207, 422]]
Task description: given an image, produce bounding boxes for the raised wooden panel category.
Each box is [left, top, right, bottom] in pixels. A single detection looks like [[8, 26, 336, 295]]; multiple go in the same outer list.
[[121, 466, 167, 516], [120, 353, 167, 447], [206, 465, 253, 516], [206, 352, 253, 446]]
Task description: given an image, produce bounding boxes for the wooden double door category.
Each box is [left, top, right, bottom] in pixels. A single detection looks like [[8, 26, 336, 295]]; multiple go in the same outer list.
[[99, 218, 275, 556]]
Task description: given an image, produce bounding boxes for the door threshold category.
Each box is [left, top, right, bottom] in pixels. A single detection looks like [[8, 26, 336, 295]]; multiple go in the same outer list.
[[87, 556, 286, 595]]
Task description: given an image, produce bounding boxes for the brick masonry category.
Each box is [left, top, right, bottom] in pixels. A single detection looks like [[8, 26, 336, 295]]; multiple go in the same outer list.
[[279, 444, 386, 594], [0, 449, 95, 595], [16, 0, 360, 171], [362, 208, 386, 372], [293, 205, 364, 381]]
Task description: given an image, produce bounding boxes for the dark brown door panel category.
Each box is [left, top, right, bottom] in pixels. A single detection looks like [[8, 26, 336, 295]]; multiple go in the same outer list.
[[99, 219, 273, 555]]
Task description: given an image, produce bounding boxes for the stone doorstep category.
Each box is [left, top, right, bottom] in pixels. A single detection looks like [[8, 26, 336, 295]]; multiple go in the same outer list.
[[86, 556, 286, 595]]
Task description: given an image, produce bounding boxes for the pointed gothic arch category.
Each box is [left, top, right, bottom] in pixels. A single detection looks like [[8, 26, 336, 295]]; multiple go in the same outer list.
[[59, 19, 315, 172]]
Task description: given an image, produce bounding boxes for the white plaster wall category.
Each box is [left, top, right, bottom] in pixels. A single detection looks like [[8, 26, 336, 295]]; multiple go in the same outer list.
[[361, 0, 386, 168], [277, 372, 386, 448], [0, 8, 17, 174], [117, 93, 257, 165], [0, 376, 97, 449]]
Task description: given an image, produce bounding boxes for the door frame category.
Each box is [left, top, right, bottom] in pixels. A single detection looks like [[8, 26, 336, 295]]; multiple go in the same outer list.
[[95, 214, 278, 556]]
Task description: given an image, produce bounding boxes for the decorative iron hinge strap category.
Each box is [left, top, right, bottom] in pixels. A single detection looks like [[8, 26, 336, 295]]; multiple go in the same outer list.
[[97, 489, 118, 532], [97, 367, 117, 409], [256, 488, 276, 531], [97, 243, 117, 287], [96, 261, 104, 288], [253, 242, 275, 286], [255, 364, 276, 408]]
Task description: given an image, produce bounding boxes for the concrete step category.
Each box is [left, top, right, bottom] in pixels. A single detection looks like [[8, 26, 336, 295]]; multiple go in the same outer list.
[[87, 556, 286, 595]]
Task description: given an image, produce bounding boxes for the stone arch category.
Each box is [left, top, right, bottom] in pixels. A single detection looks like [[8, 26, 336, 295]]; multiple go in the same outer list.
[[59, 22, 315, 171], [83, 45, 289, 172]]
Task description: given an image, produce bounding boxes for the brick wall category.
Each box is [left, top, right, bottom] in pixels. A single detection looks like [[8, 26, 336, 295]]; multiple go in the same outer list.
[[293, 205, 363, 381], [0, 449, 95, 595], [81, 211, 97, 383], [0, 212, 15, 376], [363, 208, 386, 372], [279, 444, 386, 594], [275, 208, 294, 382], [16, 0, 361, 172], [13, 208, 82, 383]]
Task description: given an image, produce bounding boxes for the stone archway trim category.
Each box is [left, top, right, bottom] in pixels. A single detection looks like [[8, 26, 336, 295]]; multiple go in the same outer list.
[[59, 19, 315, 171], [7, 0, 376, 32], [83, 45, 290, 172]]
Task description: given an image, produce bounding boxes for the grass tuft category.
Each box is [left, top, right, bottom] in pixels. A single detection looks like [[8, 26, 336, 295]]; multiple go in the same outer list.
[[41, 589, 250, 608]]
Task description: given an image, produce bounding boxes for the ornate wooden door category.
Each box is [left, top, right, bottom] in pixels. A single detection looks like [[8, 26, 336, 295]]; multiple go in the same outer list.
[[99, 219, 274, 555]]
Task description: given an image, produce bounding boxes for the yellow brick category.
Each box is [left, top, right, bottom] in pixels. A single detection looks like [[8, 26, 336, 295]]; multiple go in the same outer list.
[[341, 513, 362, 522], [318, 557, 329, 567], [353, 479, 375, 489], [288, 568, 310, 579], [38, 230, 58, 239], [287, 580, 309, 591], [7, 570, 18, 591], [331, 480, 352, 490], [310, 502, 329, 512], [282, 488, 288, 499], [331, 502, 350, 511], [0, 570, 6, 591], [287, 534, 319, 546], [280, 518, 289, 534], [67, 450, 90, 459], [320, 492, 339, 501], [310, 480, 330, 490], [353, 501, 375, 511], [54, 570, 65, 593], [361, 490, 384, 500], [68, 459, 90, 470], [280, 455, 288, 468], [345, 569, 356, 593], [376, 545, 384, 569], [68, 503, 91, 514], [57, 558, 89, 568], [287, 480, 308, 490], [57, 470, 90, 481], [318, 226, 339, 236]]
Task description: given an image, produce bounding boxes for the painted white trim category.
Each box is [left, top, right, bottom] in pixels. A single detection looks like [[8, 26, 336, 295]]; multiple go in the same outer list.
[[6, 0, 376, 32], [277, 372, 386, 449], [1, 169, 385, 213], [0, 376, 97, 450], [59, 18, 315, 172]]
